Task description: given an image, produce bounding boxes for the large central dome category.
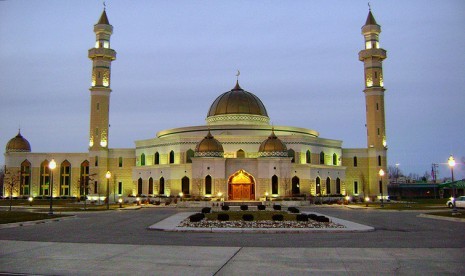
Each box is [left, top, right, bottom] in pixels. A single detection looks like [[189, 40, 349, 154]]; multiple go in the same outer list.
[[206, 81, 270, 125]]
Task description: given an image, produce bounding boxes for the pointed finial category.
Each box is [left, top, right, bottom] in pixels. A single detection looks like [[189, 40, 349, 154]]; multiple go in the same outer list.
[[368, 2, 371, 11], [236, 70, 240, 81], [103, 1, 106, 10]]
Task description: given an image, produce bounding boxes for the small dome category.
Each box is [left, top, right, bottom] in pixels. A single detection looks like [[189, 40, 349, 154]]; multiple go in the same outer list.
[[258, 130, 288, 157], [207, 81, 268, 118], [195, 131, 224, 157], [6, 131, 31, 153]]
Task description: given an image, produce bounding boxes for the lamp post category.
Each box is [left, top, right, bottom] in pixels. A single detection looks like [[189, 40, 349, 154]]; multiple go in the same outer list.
[[48, 159, 56, 215], [448, 155, 457, 213], [379, 169, 385, 208], [105, 171, 111, 210]]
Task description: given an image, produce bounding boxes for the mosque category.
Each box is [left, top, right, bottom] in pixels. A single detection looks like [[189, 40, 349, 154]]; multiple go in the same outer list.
[[3, 8, 388, 202]]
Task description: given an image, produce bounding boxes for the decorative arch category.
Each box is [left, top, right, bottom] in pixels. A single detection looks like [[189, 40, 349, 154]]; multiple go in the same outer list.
[[292, 176, 300, 195], [205, 175, 212, 195], [140, 153, 146, 166], [288, 149, 295, 163], [148, 177, 154, 194], [154, 152, 160, 165], [333, 153, 337, 165], [316, 177, 321, 195], [236, 149, 245, 158], [137, 178, 143, 195], [306, 150, 311, 164], [272, 175, 279, 194], [169, 150, 175, 164], [182, 176, 190, 195], [20, 160, 31, 195], [159, 177, 165, 195], [60, 160, 71, 196], [326, 177, 331, 195], [228, 169, 255, 200], [40, 160, 50, 196], [353, 156, 358, 167], [186, 149, 194, 163], [320, 151, 325, 164], [336, 177, 341, 194]]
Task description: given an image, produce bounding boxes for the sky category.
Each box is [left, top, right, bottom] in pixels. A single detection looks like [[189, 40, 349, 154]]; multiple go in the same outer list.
[[1, 0, 465, 180]]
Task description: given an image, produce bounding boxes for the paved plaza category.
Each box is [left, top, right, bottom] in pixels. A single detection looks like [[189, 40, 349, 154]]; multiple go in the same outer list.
[[1, 206, 464, 275]]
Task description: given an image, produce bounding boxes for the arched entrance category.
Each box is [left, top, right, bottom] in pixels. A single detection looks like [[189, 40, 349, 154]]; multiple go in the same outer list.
[[228, 169, 255, 200]]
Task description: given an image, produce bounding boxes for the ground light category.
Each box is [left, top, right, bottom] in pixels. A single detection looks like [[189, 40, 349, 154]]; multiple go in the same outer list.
[[48, 159, 56, 215], [118, 198, 123, 208], [105, 171, 111, 210], [179, 192, 183, 202], [379, 169, 385, 208], [28, 196, 33, 206], [136, 197, 140, 206], [448, 155, 457, 214], [365, 196, 370, 207]]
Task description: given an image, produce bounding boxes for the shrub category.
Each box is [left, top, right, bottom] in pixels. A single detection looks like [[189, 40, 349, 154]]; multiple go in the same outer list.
[[287, 207, 300, 213], [165, 201, 171, 206], [296, 214, 308, 221], [201, 207, 211, 214], [257, 204, 266, 211], [315, 216, 330, 223], [272, 214, 284, 221], [242, 214, 254, 221], [189, 213, 205, 222], [221, 205, 230, 211], [273, 205, 281, 211], [307, 214, 318, 220], [217, 213, 230, 221], [154, 201, 161, 205], [240, 205, 248, 211]]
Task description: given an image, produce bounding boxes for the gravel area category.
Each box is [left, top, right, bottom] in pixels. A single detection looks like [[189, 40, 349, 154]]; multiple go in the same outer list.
[[178, 219, 345, 229]]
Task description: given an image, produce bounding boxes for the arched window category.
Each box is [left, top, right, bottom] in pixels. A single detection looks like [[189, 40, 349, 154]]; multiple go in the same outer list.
[[237, 149, 245, 158], [316, 177, 321, 195], [80, 161, 89, 197], [326, 177, 331, 195], [336, 178, 341, 194], [169, 150, 175, 164], [205, 175, 212, 195], [40, 160, 50, 196], [159, 177, 165, 195], [20, 160, 31, 195], [186, 149, 194, 163], [118, 157, 123, 167], [292, 176, 300, 195], [333, 153, 337, 165], [320, 152, 325, 164], [137, 178, 143, 195], [182, 176, 190, 195], [306, 150, 311, 164], [378, 155, 382, 166], [60, 160, 71, 196], [154, 152, 160, 165], [272, 175, 278, 195], [288, 149, 295, 163], [140, 153, 146, 166], [353, 156, 358, 167], [148, 177, 153, 195]]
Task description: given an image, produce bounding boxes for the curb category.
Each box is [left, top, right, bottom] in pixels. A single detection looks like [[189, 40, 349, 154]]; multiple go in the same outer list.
[[0, 215, 77, 230], [417, 213, 465, 223]]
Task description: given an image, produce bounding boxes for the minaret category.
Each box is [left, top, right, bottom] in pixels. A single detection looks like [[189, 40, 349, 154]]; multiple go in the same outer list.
[[88, 8, 116, 152], [358, 8, 388, 196]]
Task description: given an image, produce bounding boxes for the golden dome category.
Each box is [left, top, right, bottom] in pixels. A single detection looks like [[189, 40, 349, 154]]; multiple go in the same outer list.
[[207, 81, 268, 118], [195, 131, 224, 157], [6, 131, 31, 153], [258, 130, 288, 157]]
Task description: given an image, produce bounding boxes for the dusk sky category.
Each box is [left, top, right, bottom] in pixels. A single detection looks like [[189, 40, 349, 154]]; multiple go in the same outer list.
[[1, 0, 464, 180]]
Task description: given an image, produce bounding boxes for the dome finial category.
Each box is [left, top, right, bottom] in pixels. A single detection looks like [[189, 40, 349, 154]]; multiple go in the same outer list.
[[233, 70, 242, 91], [368, 2, 371, 11]]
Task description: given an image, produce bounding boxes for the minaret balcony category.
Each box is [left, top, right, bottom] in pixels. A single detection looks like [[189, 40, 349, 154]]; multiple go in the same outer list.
[[88, 48, 116, 60], [358, 48, 386, 61]]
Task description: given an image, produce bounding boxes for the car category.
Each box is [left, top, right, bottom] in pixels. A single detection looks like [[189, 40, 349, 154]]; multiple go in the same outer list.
[[446, 196, 465, 208]]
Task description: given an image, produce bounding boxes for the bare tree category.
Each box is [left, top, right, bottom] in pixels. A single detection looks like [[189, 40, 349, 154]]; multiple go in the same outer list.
[[4, 169, 20, 211], [422, 171, 431, 182]]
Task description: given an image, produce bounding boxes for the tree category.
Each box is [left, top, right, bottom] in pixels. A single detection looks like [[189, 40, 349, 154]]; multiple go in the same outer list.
[[4, 169, 20, 211], [388, 165, 403, 182], [0, 166, 4, 197], [421, 171, 431, 182]]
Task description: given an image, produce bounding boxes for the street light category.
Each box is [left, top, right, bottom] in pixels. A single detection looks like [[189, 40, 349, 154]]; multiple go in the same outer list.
[[448, 155, 457, 213], [105, 171, 111, 210], [379, 169, 385, 208], [48, 159, 56, 215]]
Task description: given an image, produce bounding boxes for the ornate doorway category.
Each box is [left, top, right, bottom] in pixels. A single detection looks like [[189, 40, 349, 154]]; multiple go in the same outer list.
[[228, 169, 255, 200]]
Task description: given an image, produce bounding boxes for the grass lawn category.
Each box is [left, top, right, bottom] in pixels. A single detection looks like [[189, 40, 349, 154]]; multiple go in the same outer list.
[[425, 211, 465, 219], [0, 211, 69, 224], [354, 198, 449, 210], [205, 211, 300, 221]]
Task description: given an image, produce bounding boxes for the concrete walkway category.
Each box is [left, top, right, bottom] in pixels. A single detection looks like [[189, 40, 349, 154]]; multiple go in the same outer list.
[[1, 240, 463, 275], [148, 212, 374, 233]]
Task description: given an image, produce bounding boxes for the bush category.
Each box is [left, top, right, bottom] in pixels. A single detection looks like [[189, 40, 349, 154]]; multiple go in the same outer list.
[[287, 207, 300, 213], [257, 204, 266, 211], [154, 201, 161, 205], [307, 214, 318, 220], [240, 205, 248, 211], [221, 205, 230, 211], [273, 204, 281, 211], [272, 214, 284, 221], [242, 214, 254, 221], [315, 216, 330, 223], [201, 207, 211, 214], [217, 213, 229, 221], [189, 213, 205, 222], [296, 214, 308, 221], [165, 201, 171, 206]]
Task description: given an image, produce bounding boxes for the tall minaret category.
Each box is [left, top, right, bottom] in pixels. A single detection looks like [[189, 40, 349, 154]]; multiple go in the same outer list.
[[88, 8, 116, 152], [358, 8, 388, 196]]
